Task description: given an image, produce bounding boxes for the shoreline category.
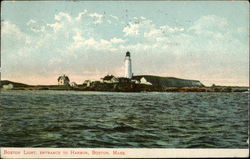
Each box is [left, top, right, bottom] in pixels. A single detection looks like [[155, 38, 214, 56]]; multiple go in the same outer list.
[[1, 80, 249, 93], [1, 85, 248, 93]]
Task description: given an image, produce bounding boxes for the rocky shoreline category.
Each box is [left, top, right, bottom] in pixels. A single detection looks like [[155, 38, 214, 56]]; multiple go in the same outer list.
[[4, 83, 249, 93]]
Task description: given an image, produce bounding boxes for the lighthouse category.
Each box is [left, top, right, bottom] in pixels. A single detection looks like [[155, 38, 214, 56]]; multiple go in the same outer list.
[[124, 51, 132, 79]]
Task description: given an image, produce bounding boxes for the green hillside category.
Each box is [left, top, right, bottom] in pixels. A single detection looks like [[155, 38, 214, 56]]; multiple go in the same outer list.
[[0, 80, 31, 87], [133, 75, 205, 87]]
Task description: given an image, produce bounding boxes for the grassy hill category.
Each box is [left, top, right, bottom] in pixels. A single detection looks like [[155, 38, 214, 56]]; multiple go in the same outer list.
[[133, 75, 205, 87], [0, 80, 31, 87]]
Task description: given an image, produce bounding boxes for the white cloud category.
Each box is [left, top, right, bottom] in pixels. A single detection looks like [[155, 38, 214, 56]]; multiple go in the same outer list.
[[84, 38, 97, 47], [107, 20, 112, 24], [26, 19, 36, 25], [160, 25, 184, 33], [89, 12, 103, 24], [73, 30, 84, 42], [70, 30, 118, 52], [26, 19, 46, 33], [75, 10, 88, 21], [71, 30, 85, 48], [47, 12, 75, 32], [123, 17, 153, 36], [110, 15, 119, 20], [89, 13, 103, 18], [123, 17, 184, 38], [31, 26, 45, 33], [2, 21, 26, 39], [46, 12, 73, 32], [73, 37, 115, 51], [123, 22, 140, 36], [189, 15, 228, 35], [55, 12, 72, 22], [110, 37, 125, 43], [100, 39, 112, 48], [47, 22, 63, 32], [144, 28, 161, 38]]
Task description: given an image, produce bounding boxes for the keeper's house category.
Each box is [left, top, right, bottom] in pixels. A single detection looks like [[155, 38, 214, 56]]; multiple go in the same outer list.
[[58, 74, 70, 86]]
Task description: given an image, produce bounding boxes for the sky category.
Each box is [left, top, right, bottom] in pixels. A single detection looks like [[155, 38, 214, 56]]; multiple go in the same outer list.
[[1, 1, 249, 86]]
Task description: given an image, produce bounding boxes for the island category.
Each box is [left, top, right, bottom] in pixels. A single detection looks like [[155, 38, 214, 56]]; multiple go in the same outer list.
[[1, 75, 248, 92]]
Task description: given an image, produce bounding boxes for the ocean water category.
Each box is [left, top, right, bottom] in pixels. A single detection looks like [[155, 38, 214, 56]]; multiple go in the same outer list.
[[0, 90, 248, 148]]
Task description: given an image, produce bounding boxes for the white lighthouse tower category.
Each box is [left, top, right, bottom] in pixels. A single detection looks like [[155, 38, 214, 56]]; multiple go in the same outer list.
[[124, 51, 133, 79]]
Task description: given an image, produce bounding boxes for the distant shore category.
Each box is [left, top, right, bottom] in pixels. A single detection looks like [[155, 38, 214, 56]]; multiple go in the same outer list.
[[1, 80, 249, 92], [1, 83, 249, 93]]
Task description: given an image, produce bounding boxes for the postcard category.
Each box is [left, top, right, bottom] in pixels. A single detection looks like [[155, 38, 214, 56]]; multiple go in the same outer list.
[[0, 0, 249, 158]]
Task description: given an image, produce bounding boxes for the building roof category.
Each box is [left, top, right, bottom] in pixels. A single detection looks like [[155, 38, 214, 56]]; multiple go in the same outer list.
[[102, 75, 116, 80], [58, 75, 70, 82], [126, 51, 130, 57]]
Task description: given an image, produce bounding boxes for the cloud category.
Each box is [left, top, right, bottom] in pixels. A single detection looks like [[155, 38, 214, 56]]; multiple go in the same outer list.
[[123, 17, 184, 39], [26, 19, 36, 25], [26, 19, 46, 33], [140, 16, 146, 20], [47, 12, 84, 32], [160, 25, 184, 33], [89, 12, 103, 24], [2, 12, 248, 86], [47, 22, 63, 32], [123, 19, 153, 36], [47, 12, 73, 32], [72, 30, 84, 43], [123, 22, 140, 36], [31, 26, 45, 33], [70, 35, 117, 52], [110, 15, 119, 20], [110, 37, 125, 43], [75, 10, 88, 21], [55, 12, 72, 22], [188, 15, 228, 35], [144, 28, 161, 38], [2, 21, 26, 39], [89, 12, 103, 18]]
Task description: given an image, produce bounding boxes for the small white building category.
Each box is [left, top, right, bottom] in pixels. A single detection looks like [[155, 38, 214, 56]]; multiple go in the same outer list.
[[70, 82, 78, 87], [2, 84, 14, 89], [140, 77, 152, 85], [83, 80, 92, 87], [131, 79, 140, 84], [58, 74, 70, 85]]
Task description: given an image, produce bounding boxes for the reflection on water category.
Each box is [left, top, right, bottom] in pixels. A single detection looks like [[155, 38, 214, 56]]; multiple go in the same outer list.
[[0, 90, 248, 148]]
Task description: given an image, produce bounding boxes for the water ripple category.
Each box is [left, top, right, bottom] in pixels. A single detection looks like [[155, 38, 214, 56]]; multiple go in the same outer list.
[[0, 90, 248, 148]]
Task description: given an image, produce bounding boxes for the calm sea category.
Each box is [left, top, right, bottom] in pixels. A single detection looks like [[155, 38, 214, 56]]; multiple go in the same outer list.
[[0, 90, 248, 148]]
